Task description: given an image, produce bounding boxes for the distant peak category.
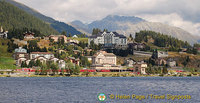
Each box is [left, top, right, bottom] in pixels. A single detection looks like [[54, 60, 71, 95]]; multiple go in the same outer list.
[[103, 15, 146, 23]]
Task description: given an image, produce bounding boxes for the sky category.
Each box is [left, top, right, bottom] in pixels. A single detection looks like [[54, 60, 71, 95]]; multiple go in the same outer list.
[[15, 0, 200, 36]]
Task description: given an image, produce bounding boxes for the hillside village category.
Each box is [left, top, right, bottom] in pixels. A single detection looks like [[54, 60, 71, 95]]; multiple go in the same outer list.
[[1, 25, 200, 77]]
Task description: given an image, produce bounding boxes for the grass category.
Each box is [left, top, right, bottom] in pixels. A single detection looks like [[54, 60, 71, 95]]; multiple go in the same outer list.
[[0, 57, 17, 69], [0, 39, 17, 69], [37, 39, 50, 48], [68, 37, 88, 43]]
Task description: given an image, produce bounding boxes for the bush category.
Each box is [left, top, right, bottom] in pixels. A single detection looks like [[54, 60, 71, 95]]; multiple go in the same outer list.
[[102, 74, 107, 77]]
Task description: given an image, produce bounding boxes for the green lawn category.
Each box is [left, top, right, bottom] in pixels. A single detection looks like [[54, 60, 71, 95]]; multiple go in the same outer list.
[[0, 57, 17, 69], [0, 39, 17, 69]]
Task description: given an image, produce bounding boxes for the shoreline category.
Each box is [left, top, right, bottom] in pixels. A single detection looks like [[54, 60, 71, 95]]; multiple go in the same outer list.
[[0, 74, 199, 77]]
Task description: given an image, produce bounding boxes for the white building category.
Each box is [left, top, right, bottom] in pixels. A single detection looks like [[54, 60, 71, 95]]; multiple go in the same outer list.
[[30, 52, 54, 60], [88, 31, 127, 47], [90, 51, 120, 70]]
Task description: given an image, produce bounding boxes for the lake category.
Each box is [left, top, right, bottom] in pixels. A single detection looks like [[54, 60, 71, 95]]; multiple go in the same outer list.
[[0, 77, 199, 103]]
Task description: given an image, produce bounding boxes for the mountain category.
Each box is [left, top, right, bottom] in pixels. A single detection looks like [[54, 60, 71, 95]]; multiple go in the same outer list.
[[71, 15, 199, 44], [5, 0, 82, 35], [0, 0, 58, 35]]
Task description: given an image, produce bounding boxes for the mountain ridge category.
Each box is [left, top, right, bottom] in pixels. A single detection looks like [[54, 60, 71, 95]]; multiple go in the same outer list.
[[71, 15, 200, 44], [0, 0, 59, 35], [5, 0, 82, 35]]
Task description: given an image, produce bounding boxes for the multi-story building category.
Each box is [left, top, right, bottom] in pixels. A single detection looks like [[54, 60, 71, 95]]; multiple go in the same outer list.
[[14, 47, 29, 60], [90, 51, 120, 70], [14, 47, 29, 66], [88, 31, 127, 47]]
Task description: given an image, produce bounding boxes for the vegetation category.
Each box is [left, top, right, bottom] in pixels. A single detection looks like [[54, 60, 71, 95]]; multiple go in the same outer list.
[[135, 30, 191, 51], [0, 1, 58, 35], [0, 39, 17, 69]]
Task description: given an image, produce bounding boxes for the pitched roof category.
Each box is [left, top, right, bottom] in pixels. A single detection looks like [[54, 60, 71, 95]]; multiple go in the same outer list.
[[89, 31, 126, 38], [93, 51, 115, 57]]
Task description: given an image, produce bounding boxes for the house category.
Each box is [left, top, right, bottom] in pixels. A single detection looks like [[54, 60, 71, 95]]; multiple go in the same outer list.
[[49, 35, 67, 43], [88, 31, 127, 47], [90, 51, 120, 70], [30, 52, 54, 59], [155, 58, 167, 66], [33, 56, 48, 64], [49, 57, 59, 63], [125, 58, 136, 67], [131, 63, 147, 74], [0, 26, 8, 39], [13, 47, 29, 60], [152, 50, 168, 59], [167, 58, 176, 67], [66, 57, 80, 66], [24, 32, 35, 39], [58, 60, 66, 69], [16, 58, 27, 66], [72, 35, 78, 38]]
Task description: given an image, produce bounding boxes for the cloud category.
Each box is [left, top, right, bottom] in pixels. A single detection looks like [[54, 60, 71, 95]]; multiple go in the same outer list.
[[14, 0, 200, 36], [137, 13, 200, 36]]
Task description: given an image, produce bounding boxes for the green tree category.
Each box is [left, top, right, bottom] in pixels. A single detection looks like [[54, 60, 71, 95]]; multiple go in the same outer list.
[[92, 28, 101, 35], [28, 60, 35, 67], [35, 59, 42, 67], [50, 63, 59, 75], [61, 31, 67, 36], [162, 67, 168, 74], [41, 64, 48, 75]]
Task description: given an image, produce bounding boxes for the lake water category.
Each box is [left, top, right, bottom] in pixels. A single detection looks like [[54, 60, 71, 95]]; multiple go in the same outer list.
[[0, 77, 199, 103]]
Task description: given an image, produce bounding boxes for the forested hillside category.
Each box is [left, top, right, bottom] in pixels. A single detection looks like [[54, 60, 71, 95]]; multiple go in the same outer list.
[[0, 1, 58, 35], [5, 0, 82, 35], [135, 30, 191, 51]]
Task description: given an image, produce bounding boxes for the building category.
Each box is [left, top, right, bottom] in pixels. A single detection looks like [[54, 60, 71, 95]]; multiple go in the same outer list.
[[66, 57, 80, 66], [58, 60, 66, 69], [152, 50, 168, 59], [128, 42, 146, 51], [88, 31, 127, 47], [167, 58, 176, 67], [155, 58, 167, 66], [33, 56, 48, 64], [0, 26, 8, 39], [72, 35, 78, 38], [125, 58, 136, 67], [90, 51, 120, 70], [24, 32, 35, 39], [30, 52, 54, 60], [132, 63, 147, 74], [14, 48, 29, 60], [49, 35, 67, 43], [14, 47, 29, 66]]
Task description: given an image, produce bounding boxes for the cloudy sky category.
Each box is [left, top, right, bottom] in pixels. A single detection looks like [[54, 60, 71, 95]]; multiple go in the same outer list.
[[15, 0, 200, 36]]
